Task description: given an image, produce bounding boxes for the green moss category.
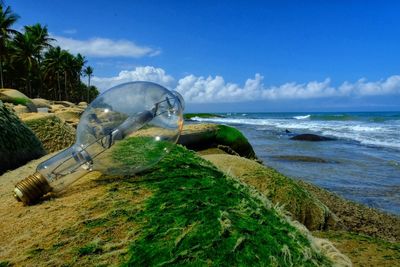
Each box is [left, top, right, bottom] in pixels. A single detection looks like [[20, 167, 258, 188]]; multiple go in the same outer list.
[[77, 242, 103, 256], [184, 113, 224, 120], [7, 97, 29, 105], [0, 261, 11, 267], [118, 144, 332, 266], [215, 125, 257, 159]]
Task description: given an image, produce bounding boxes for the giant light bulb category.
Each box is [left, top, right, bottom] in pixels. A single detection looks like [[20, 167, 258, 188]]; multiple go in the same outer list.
[[14, 81, 184, 205]]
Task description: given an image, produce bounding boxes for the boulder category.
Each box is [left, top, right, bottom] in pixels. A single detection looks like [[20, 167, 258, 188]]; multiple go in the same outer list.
[[54, 108, 83, 127], [20, 113, 76, 153], [49, 104, 66, 113], [0, 88, 37, 112], [202, 153, 338, 231], [54, 100, 76, 108], [78, 101, 88, 108], [291, 134, 335, 141], [13, 104, 30, 114], [31, 98, 51, 108], [178, 123, 258, 160], [0, 101, 45, 174]]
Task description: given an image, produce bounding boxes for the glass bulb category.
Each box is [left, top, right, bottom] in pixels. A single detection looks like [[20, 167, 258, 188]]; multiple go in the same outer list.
[[14, 81, 185, 205]]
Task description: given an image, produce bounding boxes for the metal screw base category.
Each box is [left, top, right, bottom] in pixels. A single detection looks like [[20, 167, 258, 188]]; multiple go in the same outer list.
[[14, 172, 52, 205]]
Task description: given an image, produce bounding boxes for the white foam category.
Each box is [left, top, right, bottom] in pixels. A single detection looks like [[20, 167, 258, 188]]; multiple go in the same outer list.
[[293, 115, 311, 120], [191, 116, 400, 150]]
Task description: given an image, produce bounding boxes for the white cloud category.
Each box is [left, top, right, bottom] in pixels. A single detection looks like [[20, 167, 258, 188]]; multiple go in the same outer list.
[[52, 35, 160, 58], [92, 66, 400, 103], [92, 66, 174, 91]]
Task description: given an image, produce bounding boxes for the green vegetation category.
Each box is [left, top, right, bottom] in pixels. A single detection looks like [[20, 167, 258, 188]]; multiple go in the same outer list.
[[118, 143, 332, 266], [20, 142, 334, 266], [184, 113, 224, 120], [0, 101, 45, 173], [109, 136, 173, 175], [0, 3, 98, 102], [23, 114, 76, 152]]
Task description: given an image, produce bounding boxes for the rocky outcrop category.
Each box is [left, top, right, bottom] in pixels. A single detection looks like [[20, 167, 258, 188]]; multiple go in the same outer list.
[[0, 101, 45, 174], [0, 88, 37, 112], [20, 113, 76, 153], [178, 123, 258, 160], [291, 133, 336, 141], [202, 153, 338, 231]]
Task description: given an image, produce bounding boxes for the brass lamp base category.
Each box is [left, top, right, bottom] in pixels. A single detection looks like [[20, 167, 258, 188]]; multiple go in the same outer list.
[[14, 172, 52, 205]]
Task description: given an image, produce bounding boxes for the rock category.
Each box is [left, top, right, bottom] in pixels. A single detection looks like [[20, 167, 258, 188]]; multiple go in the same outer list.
[[291, 134, 335, 141], [13, 104, 30, 114], [54, 100, 76, 108], [202, 153, 338, 231], [272, 155, 335, 163], [178, 123, 258, 160], [78, 101, 88, 108], [0, 88, 37, 112], [0, 101, 45, 174], [49, 104, 66, 113], [54, 108, 83, 127], [20, 113, 76, 153], [31, 98, 51, 108], [0, 145, 350, 266]]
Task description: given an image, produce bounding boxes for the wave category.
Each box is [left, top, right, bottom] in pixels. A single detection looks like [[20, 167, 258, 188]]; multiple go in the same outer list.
[[294, 115, 310, 120], [190, 116, 400, 150]]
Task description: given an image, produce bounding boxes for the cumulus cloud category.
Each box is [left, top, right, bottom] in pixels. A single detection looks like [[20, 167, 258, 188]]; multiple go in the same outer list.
[[52, 35, 160, 58], [92, 66, 400, 103], [176, 74, 400, 103], [92, 66, 175, 90]]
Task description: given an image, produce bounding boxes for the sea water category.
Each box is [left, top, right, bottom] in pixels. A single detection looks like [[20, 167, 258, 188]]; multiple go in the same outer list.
[[191, 112, 400, 215]]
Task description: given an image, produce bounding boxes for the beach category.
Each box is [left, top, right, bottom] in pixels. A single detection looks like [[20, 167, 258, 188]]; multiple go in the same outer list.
[[190, 112, 400, 216]]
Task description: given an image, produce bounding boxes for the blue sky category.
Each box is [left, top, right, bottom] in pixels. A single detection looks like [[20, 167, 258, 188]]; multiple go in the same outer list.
[[10, 0, 400, 112]]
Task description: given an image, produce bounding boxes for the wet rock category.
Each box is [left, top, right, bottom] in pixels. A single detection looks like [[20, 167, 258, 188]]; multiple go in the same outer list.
[[291, 133, 335, 141], [273, 155, 336, 163]]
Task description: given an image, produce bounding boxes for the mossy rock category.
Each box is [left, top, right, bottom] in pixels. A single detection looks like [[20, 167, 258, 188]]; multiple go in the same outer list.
[[184, 113, 224, 120], [20, 113, 76, 153], [202, 154, 338, 231], [0, 101, 45, 174], [0, 89, 37, 112], [178, 123, 257, 160], [0, 143, 351, 266]]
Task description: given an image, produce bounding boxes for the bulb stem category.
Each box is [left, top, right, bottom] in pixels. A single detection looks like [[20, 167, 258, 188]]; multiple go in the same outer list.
[[14, 172, 52, 205]]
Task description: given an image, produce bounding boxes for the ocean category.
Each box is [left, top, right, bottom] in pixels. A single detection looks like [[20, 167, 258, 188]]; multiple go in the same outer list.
[[190, 112, 400, 216]]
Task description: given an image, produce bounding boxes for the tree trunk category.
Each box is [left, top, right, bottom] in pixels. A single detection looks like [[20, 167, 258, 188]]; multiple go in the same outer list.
[[64, 71, 68, 101], [87, 76, 91, 102], [57, 73, 61, 101], [0, 58, 4, 88]]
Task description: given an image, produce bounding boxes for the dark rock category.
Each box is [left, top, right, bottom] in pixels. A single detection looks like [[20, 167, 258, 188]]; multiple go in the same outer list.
[[291, 133, 335, 141], [272, 155, 336, 163]]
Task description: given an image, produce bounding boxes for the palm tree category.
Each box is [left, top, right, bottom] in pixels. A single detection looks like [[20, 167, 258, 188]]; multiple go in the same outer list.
[[24, 23, 54, 96], [11, 31, 39, 96], [83, 66, 93, 102], [0, 3, 19, 88], [43, 46, 65, 100]]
